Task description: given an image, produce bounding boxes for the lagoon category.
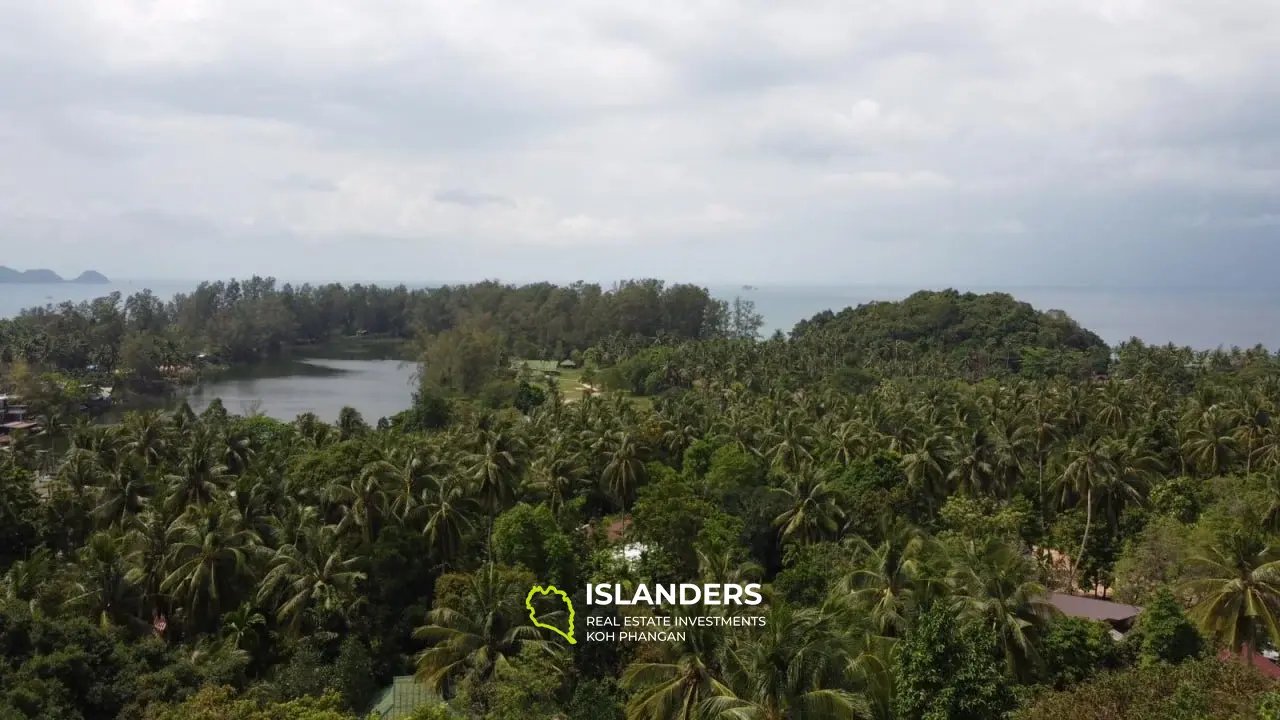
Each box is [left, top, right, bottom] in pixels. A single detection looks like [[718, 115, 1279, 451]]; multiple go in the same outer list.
[[180, 358, 418, 423]]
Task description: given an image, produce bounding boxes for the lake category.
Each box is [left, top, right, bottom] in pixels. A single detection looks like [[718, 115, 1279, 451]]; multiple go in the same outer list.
[[180, 358, 419, 424]]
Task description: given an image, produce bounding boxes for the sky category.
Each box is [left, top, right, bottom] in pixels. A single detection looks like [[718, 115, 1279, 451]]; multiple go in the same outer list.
[[0, 0, 1277, 286]]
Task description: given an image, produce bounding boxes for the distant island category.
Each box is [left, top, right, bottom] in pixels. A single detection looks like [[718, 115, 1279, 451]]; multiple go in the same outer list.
[[0, 267, 110, 284]]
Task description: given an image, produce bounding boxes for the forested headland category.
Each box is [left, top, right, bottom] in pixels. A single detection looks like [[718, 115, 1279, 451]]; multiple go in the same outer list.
[[4, 280, 1280, 719]]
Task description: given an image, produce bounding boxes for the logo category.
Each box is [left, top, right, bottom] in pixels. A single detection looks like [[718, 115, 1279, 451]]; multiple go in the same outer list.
[[526, 585, 576, 644]]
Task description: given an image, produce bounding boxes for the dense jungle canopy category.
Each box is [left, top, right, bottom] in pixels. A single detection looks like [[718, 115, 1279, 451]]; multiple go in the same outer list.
[[3, 280, 1280, 719]]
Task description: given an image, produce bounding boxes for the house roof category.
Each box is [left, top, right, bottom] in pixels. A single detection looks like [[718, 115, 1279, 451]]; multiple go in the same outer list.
[[1049, 593, 1143, 623], [368, 676, 440, 719], [1218, 649, 1280, 679], [0, 421, 39, 431], [605, 517, 633, 542]]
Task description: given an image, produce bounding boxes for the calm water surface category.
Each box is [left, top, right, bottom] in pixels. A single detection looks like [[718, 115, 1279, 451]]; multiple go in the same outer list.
[[182, 358, 418, 423]]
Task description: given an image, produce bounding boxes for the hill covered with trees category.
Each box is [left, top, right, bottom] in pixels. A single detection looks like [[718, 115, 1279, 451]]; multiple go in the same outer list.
[[4, 281, 1280, 719]]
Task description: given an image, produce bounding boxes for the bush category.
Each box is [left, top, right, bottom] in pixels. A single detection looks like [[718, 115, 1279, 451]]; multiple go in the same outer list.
[[1014, 658, 1277, 720]]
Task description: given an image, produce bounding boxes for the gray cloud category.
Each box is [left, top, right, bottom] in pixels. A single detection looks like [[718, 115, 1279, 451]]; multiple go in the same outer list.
[[0, 0, 1277, 286], [278, 174, 339, 192], [433, 189, 515, 208]]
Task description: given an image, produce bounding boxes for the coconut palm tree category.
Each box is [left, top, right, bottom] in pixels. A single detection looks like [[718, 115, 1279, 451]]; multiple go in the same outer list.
[[947, 537, 1056, 677], [413, 567, 556, 696], [601, 429, 648, 512], [161, 504, 260, 631], [621, 603, 732, 720], [164, 433, 232, 512], [772, 465, 844, 546], [704, 603, 869, 720], [1055, 437, 1118, 590], [421, 475, 481, 567], [843, 518, 931, 637], [467, 416, 528, 566], [1181, 529, 1280, 665], [258, 523, 366, 634]]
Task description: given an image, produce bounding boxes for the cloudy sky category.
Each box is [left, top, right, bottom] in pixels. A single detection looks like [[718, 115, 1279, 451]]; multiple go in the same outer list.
[[1, 0, 1277, 285]]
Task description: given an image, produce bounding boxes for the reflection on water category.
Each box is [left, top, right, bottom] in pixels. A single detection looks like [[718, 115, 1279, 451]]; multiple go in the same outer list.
[[182, 357, 419, 423]]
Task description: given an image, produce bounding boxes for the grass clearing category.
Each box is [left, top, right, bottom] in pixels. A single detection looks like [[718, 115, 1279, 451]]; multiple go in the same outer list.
[[511, 359, 600, 404]]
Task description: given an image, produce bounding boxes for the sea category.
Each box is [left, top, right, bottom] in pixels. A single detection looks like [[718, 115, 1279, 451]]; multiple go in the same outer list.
[[1, 279, 1277, 350]]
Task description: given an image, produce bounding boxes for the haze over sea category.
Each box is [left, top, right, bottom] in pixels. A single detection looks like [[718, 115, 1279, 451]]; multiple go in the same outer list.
[[1, 280, 1276, 351]]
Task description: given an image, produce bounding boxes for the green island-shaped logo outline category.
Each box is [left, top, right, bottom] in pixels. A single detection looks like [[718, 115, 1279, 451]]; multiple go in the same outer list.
[[525, 585, 576, 644]]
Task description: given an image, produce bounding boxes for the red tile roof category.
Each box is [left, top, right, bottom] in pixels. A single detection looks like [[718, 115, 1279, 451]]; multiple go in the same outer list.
[[1218, 649, 1280, 679], [605, 517, 632, 543]]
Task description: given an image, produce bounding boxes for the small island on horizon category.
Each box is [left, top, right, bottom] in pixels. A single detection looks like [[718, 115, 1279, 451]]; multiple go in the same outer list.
[[0, 266, 110, 284]]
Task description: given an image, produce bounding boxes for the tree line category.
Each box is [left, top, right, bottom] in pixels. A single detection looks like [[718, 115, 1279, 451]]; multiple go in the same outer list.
[[0, 278, 747, 381]]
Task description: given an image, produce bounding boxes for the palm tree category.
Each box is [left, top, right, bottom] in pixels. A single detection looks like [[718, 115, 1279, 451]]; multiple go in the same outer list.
[[947, 537, 1056, 677], [1183, 406, 1239, 476], [94, 464, 152, 528], [900, 431, 953, 508], [704, 603, 869, 720], [220, 601, 267, 653], [332, 466, 392, 548], [601, 429, 648, 512], [1055, 437, 1118, 590], [164, 433, 231, 512], [3, 547, 56, 607], [843, 518, 931, 637], [68, 531, 146, 632], [421, 475, 480, 567], [621, 603, 733, 720], [123, 511, 173, 619], [258, 523, 366, 634], [161, 504, 260, 631], [468, 417, 528, 566], [1181, 529, 1280, 665], [117, 410, 169, 468], [772, 465, 844, 546], [530, 432, 585, 517], [413, 567, 556, 696]]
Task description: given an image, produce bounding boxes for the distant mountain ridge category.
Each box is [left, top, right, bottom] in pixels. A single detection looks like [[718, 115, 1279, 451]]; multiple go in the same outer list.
[[0, 267, 110, 284]]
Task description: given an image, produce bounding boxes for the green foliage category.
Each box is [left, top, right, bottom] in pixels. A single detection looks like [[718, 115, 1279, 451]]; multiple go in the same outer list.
[[791, 289, 1110, 380], [1149, 476, 1207, 524], [513, 382, 547, 415], [492, 503, 576, 588], [1039, 616, 1118, 689], [834, 453, 931, 539], [566, 678, 624, 720], [14, 282, 1280, 720], [141, 686, 358, 720], [893, 606, 1017, 720], [773, 542, 852, 606], [257, 634, 378, 712], [1132, 587, 1203, 666], [1113, 515, 1195, 605], [1014, 658, 1276, 720], [472, 646, 564, 720], [937, 495, 1036, 548], [630, 469, 742, 578], [0, 468, 41, 571]]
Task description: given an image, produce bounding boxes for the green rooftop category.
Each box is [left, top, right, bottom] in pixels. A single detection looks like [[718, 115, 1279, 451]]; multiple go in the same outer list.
[[368, 676, 442, 719]]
